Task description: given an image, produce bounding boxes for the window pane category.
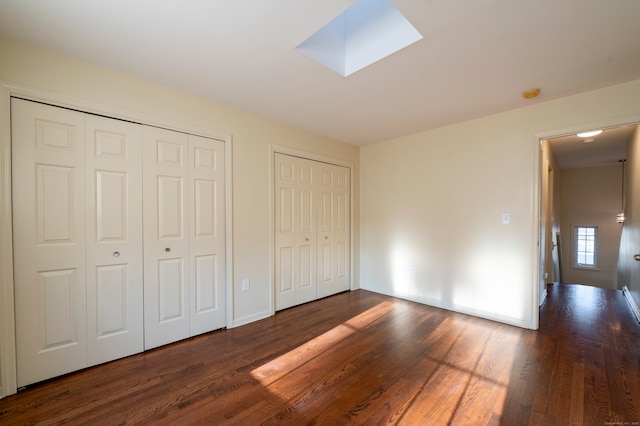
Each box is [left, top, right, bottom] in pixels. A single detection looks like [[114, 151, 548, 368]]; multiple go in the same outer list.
[[575, 226, 597, 267]]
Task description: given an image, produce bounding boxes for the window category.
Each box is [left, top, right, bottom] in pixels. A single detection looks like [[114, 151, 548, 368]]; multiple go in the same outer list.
[[574, 226, 598, 268]]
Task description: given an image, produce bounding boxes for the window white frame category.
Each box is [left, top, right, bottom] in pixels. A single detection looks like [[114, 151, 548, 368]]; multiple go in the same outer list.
[[573, 225, 598, 269]]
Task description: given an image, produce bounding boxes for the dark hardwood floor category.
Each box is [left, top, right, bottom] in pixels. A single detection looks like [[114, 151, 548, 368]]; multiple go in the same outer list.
[[1, 284, 639, 425]]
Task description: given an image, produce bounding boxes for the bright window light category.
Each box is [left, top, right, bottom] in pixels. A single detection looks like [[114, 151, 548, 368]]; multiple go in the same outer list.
[[297, 0, 423, 76], [574, 226, 598, 267]]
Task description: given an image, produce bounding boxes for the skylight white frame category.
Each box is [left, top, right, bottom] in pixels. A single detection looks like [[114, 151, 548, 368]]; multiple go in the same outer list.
[[297, 0, 423, 76]]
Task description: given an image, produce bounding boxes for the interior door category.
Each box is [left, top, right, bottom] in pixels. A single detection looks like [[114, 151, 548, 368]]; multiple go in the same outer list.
[[275, 154, 317, 310], [275, 153, 350, 310], [143, 126, 190, 350], [316, 162, 350, 298], [12, 99, 88, 387], [188, 134, 226, 335], [85, 115, 144, 365], [143, 128, 226, 348]]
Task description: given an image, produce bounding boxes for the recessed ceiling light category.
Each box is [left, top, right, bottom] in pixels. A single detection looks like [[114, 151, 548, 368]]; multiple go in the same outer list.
[[577, 130, 603, 138]]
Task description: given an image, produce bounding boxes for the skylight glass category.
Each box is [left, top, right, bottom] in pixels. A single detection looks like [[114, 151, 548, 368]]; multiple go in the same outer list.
[[297, 0, 423, 77]]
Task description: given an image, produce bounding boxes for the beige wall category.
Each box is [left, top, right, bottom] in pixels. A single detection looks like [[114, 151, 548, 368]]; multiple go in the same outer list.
[[559, 165, 623, 289], [0, 37, 359, 327], [360, 78, 640, 328], [618, 127, 640, 310]]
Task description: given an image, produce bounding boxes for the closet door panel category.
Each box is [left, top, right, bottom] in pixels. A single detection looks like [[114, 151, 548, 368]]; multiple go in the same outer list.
[[12, 99, 88, 387], [85, 115, 143, 365], [316, 163, 350, 299], [158, 258, 186, 320], [334, 168, 351, 285], [275, 154, 297, 310], [189, 135, 226, 335], [274, 154, 317, 310], [297, 163, 315, 293], [143, 126, 189, 349]]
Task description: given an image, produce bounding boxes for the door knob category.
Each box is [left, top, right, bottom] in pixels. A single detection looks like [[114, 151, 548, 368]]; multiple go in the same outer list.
[[113, 251, 120, 257], [325, 236, 328, 240], [165, 247, 171, 252], [305, 237, 309, 241], [634, 254, 640, 262]]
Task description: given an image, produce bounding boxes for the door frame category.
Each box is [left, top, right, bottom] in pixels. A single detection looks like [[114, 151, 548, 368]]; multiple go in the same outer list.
[[268, 145, 356, 317], [533, 115, 640, 329], [0, 81, 234, 398]]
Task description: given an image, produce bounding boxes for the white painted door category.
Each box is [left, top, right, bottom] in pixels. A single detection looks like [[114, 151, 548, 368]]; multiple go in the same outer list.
[[12, 99, 88, 387], [275, 153, 350, 310], [275, 154, 317, 310], [12, 99, 225, 383], [143, 126, 190, 349], [188, 135, 226, 335], [143, 127, 226, 349], [316, 162, 351, 299], [85, 115, 144, 366]]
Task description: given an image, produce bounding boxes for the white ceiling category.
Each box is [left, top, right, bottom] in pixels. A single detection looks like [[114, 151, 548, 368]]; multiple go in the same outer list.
[[1, 0, 640, 146]]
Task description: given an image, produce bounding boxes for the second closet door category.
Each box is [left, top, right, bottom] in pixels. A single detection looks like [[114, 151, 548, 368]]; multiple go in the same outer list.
[[275, 153, 350, 311], [143, 127, 226, 350]]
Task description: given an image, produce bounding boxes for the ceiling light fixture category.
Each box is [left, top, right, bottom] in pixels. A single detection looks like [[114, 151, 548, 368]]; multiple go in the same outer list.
[[576, 129, 603, 138], [522, 88, 540, 99]]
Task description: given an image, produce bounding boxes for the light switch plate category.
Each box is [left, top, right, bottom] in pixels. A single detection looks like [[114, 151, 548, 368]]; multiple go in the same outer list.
[[502, 213, 511, 224]]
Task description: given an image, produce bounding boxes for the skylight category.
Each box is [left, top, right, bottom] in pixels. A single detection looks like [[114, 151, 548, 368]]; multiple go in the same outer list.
[[297, 0, 423, 77]]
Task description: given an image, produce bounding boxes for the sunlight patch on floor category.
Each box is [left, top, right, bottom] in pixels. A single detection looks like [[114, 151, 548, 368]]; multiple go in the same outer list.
[[402, 324, 519, 423], [251, 301, 393, 387], [250, 300, 520, 422]]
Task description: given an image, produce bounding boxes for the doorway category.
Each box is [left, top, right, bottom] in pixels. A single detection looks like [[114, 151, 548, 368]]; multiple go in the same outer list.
[[538, 123, 636, 301]]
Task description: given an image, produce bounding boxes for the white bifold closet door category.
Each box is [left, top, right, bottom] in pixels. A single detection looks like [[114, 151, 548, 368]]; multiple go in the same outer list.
[[274, 153, 350, 311], [12, 99, 144, 387], [12, 99, 226, 386], [143, 126, 226, 350]]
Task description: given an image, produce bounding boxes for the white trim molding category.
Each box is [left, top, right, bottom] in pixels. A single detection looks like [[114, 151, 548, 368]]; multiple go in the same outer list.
[[0, 81, 234, 398], [622, 286, 640, 324], [0, 83, 18, 398]]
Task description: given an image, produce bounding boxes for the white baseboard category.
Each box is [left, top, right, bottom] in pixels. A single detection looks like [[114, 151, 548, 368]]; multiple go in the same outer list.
[[231, 310, 273, 328], [622, 286, 640, 323]]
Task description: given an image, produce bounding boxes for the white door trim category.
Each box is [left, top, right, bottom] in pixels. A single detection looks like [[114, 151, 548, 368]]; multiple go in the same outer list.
[[532, 115, 640, 331], [0, 81, 234, 397], [268, 144, 356, 318]]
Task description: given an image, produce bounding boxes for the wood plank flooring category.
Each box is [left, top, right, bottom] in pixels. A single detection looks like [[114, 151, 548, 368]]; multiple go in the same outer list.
[[1, 284, 639, 425]]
